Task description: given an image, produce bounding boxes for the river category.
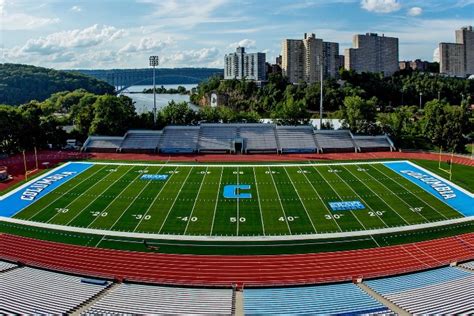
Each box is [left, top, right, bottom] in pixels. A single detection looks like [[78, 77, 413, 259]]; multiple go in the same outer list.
[[119, 84, 199, 114]]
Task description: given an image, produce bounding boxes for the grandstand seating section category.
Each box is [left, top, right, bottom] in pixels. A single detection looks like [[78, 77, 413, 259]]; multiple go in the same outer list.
[[84, 283, 233, 315], [82, 136, 124, 152], [82, 124, 394, 153], [314, 130, 357, 152], [198, 124, 237, 153], [0, 266, 107, 314], [159, 126, 200, 153], [275, 126, 318, 153], [366, 267, 474, 314], [0, 260, 16, 272], [460, 260, 474, 270], [244, 283, 389, 315], [120, 130, 161, 152], [240, 124, 278, 153], [353, 136, 393, 151]]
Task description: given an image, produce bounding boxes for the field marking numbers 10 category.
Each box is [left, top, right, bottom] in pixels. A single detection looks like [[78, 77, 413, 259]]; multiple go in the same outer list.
[[410, 207, 423, 213]]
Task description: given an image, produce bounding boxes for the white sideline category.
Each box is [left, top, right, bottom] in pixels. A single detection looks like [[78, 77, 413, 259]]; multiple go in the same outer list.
[[0, 215, 472, 242]]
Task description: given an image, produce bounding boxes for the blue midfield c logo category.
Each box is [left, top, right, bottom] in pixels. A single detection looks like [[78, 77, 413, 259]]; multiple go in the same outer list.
[[223, 185, 252, 199]]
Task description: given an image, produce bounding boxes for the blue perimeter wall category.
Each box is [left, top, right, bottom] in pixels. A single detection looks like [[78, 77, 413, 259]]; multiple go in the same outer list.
[[0, 163, 93, 218], [383, 161, 474, 217]]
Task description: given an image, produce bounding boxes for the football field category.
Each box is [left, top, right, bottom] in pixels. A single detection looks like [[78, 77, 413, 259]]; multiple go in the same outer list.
[[3, 161, 468, 236]]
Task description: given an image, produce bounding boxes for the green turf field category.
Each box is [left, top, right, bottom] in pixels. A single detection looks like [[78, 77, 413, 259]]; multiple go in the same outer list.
[[10, 161, 465, 236]]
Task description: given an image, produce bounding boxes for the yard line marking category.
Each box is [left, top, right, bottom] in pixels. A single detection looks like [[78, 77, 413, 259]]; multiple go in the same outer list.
[[25, 165, 108, 221], [362, 164, 430, 223], [252, 167, 266, 236], [297, 166, 343, 233], [63, 165, 135, 226], [86, 166, 152, 229], [109, 165, 166, 231], [267, 167, 292, 234], [283, 167, 318, 234], [132, 166, 179, 232], [210, 167, 224, 236], [311, 165, 368, 230], [373, 164, 450, 220], [157, 167, 194, 234], [184, 167, 208, 235], [343, 165, 409, 225], [330, 165, 389, 228], [44, 165, 127, 223]]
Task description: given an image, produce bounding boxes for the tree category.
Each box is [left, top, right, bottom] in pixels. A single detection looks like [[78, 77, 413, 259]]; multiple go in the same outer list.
[[89, 95, 137, 135], [272, 92, 310, 125], [341, 96, 378, 134], [161, 101, 197, 125]]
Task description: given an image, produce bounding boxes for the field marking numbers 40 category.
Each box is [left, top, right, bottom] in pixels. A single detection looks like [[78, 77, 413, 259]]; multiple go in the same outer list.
[[178, 216, 198, 222]]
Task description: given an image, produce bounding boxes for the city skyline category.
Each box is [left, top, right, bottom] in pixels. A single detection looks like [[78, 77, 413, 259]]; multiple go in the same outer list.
[[1, 0, 473, 69]]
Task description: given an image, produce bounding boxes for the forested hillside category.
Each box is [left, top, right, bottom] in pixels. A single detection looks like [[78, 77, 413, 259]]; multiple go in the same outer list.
[[0, 64, 115, 105]]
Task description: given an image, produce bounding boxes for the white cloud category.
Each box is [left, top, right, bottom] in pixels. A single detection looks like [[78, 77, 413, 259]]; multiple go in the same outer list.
[[70, 5, 82, 12], [162, 47, 220, 66], [360, 0, 401, 13], [0, 0, 5, 15], [0, 3, 59, 31], [20, 24, 125, 55], [119, 37, 173, 54], [227, 39, 256, 49], [433, 47, 440, 62], [407, 7, 422, 16]]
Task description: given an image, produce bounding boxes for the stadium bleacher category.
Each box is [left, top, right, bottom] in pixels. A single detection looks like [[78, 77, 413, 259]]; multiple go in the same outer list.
[[158, 126, 200, 153], [314, 130, 356, 152], [353, 135, 394, 152], [82, 124, 394, 154], [244, 283, 390, 315], [82, 136, 124, 153], [120, 130, 161, 153], [275, 126, 318, 153], [240, 124, 278, 153], [0, 260, 16, 272], [84, 283, 233, 315], [0, 267, 108, 314], [365, 267, 474, 314], [198, 124, 238, 153], [460, 261, 474, 271]]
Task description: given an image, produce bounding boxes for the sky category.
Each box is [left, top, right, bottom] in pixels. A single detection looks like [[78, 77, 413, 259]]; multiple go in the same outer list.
[[0, 0, 473, 69]]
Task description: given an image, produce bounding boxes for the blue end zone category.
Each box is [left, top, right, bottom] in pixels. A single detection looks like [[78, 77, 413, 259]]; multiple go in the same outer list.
[[0, 162, 93, 218], [383, 161, 474, 216]]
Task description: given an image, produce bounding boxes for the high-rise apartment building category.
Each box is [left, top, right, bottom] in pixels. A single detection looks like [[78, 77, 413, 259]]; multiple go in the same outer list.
[[281, 33, 340, 84], [440, 26, 474, 77], [344, 33, 399, 76], [224, 47, 266, 81]]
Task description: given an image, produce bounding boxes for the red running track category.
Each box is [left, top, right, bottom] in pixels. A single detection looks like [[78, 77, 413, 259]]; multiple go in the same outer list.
[[1, 233, 473, 287]]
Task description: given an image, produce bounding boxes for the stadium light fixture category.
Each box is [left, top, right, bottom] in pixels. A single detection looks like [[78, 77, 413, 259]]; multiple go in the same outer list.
[[149, 56, 159, 125]]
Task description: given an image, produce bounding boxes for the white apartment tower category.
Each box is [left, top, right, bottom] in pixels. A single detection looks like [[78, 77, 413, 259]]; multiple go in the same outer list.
[[281, 33, 341, 84], [344, 33, 399, 76], [440, 26, 474, 77], [224, 47, 266, 81]]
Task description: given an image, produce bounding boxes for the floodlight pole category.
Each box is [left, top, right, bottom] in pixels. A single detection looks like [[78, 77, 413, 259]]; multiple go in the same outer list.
[[319, 59, 323, 129], [149, 56, 159, 125]]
